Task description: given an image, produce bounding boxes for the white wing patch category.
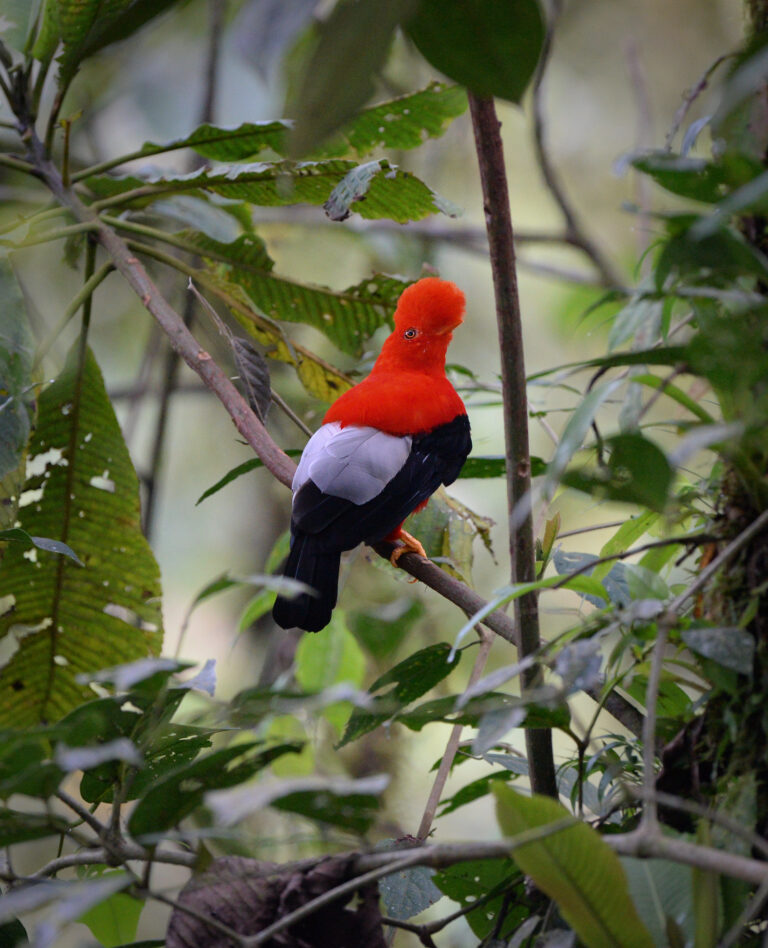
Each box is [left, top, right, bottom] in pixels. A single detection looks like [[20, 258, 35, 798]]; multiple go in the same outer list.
[[293, 423, 413, 505]]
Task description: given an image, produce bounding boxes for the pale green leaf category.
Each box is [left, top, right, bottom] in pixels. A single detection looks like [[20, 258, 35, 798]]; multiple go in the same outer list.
[[0, 347, 162, 726], [494, 785, 655, 948]]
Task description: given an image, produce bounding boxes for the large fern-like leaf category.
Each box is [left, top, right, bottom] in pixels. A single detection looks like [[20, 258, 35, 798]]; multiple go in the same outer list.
[[0, 347, 162, 726], [85, 158, 459, 223], [190, 231, 406, 356]]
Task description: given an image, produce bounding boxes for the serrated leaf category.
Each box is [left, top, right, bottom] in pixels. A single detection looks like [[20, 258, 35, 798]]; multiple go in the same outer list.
[[35, 0, 183, 87], [286, 0, 418, 156], [338, 642, 460, 747], [86, 158, 458, 223], [494, 786, 655, 948], [405, 0, 545, 103], [0, 347, 162, 726]]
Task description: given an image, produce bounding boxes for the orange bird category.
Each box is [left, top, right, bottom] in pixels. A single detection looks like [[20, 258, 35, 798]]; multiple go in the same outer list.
[[272, 277, 471, 632]]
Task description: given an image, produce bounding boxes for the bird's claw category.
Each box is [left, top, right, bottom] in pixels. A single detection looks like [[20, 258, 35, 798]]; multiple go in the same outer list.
[[389, 530, 427, 568]]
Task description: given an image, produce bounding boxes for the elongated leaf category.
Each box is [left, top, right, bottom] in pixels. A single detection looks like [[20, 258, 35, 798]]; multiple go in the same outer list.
[[405, 0, 545, 103], [494, 786, 655, 948], [546, 380, 623, 487], [0, 348, 162, 726], [86, 158, 458, 223], [0, 528, 82, 564], [0, 258, 34, 531], [631, 153, 727, 204], [338, 642, 460, 747], [620, 857, 694, 948], [286, 0, 418, 156], [196, 450, 302, 506], [34, 0, 183, 85], [192, 230, 408, 355]]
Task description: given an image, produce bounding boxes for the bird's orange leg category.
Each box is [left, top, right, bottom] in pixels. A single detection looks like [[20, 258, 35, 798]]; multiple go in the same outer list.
[[388, 527, 427, 568]]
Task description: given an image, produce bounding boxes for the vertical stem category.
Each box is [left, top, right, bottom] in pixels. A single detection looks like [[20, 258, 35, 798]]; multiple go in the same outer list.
[[469, 94, 557, 798]]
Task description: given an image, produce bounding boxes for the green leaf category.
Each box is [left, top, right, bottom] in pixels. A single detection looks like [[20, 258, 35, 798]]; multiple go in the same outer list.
[[561, 433, 673, 512], [0, 528, 83, 565], [459, 455, 546, 479], [192, 230, 409, 355], [631, 153, 727, 204], [348, 597, 424, 660], [78, 871, 142, 948], [196, 451, 302, 505], [271, 785, 380, 833], [128, 742, 300, 839], [546, 380, 623, 487], [432, 858, 527, 939], [377, 843, 443, 920], [338, 642, 460, 748], [681, 626, 754, 675], [494, 785, 655, 948], [0, 258, 34, 531], [405, 0, 545, 103], [34, 0, 184, 86], [0, 348, 162, 726], [286, 0, 418, 156], [620, 857, 695, 948], [0, 806, 62, 846], [86, 158, 458, 223]]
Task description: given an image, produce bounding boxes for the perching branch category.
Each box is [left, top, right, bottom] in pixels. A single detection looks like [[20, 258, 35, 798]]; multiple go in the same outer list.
[[469, 93, 558, 799]]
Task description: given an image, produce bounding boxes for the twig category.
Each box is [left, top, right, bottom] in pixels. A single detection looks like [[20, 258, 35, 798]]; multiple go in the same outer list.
[[54, 789, 106, 839], [531, 10, 623, 288], [665, 54, 732, 152], [469, 92, 558, 798], [416, 628, 494, 840], [638, 612, 672, 836]]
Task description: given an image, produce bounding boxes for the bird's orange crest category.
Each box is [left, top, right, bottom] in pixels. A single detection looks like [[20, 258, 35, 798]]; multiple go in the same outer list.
[[394, 277, 465, 335]]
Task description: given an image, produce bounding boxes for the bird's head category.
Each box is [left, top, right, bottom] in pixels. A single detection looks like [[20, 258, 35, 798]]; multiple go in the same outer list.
[[375, 278, 465, 374], [393, 277, 465, 338]]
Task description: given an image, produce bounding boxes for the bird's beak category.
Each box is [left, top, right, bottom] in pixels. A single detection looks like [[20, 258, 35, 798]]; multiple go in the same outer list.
[[434, 320, 461, 335]]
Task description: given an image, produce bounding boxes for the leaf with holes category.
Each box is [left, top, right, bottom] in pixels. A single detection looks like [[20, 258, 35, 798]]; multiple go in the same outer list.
[[0, 347, 162, 727], [192, 230, 408, 356], [85, 158, 458, 223]]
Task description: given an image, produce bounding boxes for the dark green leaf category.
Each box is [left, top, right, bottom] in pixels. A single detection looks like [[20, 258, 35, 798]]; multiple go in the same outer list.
[[655, 223, 768, 289], [0, 918, 27, 947], [196, 451, 302, 505], [406, 0, 545, 103], [0, 529, 83, 565], [286, 0, 417, 156], [128, 742, 301, 839], [433, 858, 526, 939], [631, 153, 727, 204], [348, 598, 424, 660], [377, 844, 443, 919], [271, 787, 379, 834], [398, 693, 570, 732], [0, 807, 61, 847], [338, 643, 460, 748], [0, 348, 163, 726], [459, 455, 546, 479], [437, 770, 513, 817], [561, 433, 674, 512]]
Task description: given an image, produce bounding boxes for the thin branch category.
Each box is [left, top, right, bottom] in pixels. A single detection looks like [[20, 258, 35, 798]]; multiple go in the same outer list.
[[416, 628, 494, 840], [638, 612, 671, 835], [469, 92, 558, 798], [665, 54, 732, 151], [54, 789, 107, 839], [531, 10, 623, 288]]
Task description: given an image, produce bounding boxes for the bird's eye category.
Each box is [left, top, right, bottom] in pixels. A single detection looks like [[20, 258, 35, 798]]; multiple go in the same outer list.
[[403, 328, 418, 339]]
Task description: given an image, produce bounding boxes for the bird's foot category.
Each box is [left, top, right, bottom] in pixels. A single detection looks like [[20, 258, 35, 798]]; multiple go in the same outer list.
[[389, 529, 427, 568]]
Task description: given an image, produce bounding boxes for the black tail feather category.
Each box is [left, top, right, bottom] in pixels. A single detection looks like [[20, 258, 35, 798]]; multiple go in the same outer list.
[[272, 536, 341, 632]]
